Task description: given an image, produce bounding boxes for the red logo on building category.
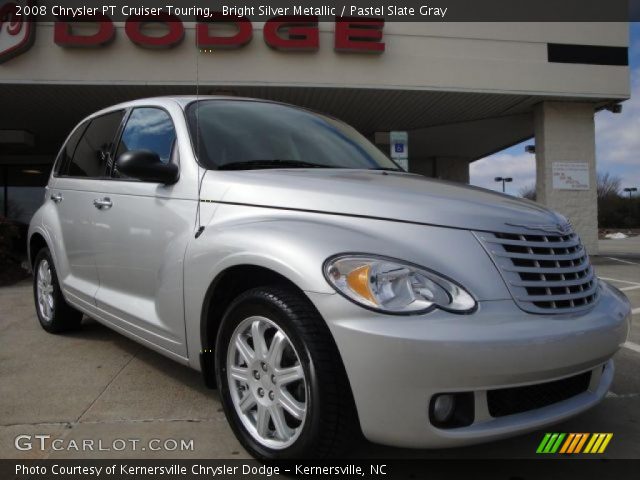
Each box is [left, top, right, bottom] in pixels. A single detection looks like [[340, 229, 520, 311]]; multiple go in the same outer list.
[[0, 0, 35, 64], [0, 6, 383, 63]]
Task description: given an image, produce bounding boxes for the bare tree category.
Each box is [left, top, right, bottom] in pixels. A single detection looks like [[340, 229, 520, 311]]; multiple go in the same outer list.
[[597, 172, 621, 200], [519, 184, 536, 201]]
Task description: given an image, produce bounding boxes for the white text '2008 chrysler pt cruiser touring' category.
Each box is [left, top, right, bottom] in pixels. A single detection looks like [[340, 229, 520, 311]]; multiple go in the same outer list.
[[28, 97, 630, 459]]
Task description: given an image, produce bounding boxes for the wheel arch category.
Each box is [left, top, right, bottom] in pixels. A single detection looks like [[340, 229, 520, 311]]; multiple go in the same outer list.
[[199, 264, 309, 388], [28, 231, 49, 269]]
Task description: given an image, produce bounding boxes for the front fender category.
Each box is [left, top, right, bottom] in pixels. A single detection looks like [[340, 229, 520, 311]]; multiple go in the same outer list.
[[183, 203, 510, 368], [183, 205, 371, 368]]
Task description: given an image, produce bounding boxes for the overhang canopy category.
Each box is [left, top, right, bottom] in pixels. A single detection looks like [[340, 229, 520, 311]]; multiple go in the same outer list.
[[0, 84, 615, 161]]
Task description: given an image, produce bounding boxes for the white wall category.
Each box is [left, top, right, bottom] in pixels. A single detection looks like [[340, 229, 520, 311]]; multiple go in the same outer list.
[[0, 22, 629, 100]]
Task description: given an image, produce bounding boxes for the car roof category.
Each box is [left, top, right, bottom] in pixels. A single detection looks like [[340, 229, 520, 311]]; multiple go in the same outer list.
[[82, 95, 302, 123], [82, 95, 338, 126]]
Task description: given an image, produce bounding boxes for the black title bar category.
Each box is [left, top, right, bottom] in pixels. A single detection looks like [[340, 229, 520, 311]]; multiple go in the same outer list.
[[3, 459, 640, 480], [13, 0, 640, 22]]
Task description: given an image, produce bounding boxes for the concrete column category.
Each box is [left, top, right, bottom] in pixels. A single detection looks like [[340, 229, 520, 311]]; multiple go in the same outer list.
[[408, 158, 435, 177], [410, 157, 470, 182], [435, 157, 470, 183], [534, 102, 598, 253]]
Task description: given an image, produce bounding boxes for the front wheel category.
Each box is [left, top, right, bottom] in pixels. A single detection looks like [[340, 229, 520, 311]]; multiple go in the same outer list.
[[215, 286, 358, 459]]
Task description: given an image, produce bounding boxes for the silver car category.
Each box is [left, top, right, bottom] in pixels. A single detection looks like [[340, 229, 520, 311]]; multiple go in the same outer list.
[[28, 97, 630, 459]]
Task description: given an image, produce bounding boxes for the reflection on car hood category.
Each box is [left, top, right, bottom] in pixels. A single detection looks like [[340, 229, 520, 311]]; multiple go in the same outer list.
[[201, 169, 566, 233]]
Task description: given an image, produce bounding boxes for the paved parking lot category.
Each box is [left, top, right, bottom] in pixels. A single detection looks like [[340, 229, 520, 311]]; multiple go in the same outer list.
[[1, 240, 639, 460]]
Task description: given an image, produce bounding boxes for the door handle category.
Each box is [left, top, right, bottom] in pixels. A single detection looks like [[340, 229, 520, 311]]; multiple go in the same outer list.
[[93, 197, 113, 210], [50, 193, 63, 204]]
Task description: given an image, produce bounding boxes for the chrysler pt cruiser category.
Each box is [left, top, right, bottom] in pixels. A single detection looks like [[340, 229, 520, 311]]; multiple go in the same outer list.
[[28, 97, 630, 459]]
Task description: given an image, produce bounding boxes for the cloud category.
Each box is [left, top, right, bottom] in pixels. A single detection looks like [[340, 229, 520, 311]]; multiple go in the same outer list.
[[595, 68, 640, 169], [470, 147, 535, 195]]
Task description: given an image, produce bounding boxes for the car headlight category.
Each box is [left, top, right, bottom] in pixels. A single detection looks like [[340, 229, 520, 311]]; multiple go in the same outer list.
[[323, 254, 476, 314]]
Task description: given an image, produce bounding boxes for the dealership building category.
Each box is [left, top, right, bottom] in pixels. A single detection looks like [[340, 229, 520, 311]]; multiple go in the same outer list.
[[0, 13, 629, 253]]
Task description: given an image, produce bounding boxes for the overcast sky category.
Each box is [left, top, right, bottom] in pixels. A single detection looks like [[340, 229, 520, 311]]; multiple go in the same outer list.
[[470, 22, 640, 196]]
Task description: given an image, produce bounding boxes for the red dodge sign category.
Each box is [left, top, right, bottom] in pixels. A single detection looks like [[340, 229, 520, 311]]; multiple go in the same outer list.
[[0, 5, 384, 63]]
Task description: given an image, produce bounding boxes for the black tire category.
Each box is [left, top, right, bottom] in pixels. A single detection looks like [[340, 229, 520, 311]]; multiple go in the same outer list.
[[215, 286, 359, 459], [32, 248, 83, 333]]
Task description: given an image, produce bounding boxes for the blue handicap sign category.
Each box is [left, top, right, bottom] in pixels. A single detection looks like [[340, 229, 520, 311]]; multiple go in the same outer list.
[[394, 143, 404, 153]]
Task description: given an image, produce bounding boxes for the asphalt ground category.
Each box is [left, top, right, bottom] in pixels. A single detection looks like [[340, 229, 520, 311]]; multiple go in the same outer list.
[[0, 239, 638, 461]]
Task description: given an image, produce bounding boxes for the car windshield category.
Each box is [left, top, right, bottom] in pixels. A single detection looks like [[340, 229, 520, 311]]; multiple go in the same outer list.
[[186, 100, 401, 171]]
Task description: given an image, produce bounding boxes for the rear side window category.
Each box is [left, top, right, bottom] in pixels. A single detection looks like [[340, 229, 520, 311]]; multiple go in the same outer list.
[[54, 120, 88, 176], [64, 111, 124, 178], [116, 108, 176, 164]]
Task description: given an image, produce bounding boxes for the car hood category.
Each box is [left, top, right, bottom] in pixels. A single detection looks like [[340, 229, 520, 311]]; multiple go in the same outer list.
[[201, 169, 566, 233]]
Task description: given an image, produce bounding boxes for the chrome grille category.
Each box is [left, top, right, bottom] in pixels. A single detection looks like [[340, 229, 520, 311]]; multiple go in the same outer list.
[[475, 230, 598, 314]]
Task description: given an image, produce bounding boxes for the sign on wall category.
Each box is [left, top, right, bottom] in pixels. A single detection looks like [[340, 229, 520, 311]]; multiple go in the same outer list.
[[552, 162, 590, 190], [390, 131, 408, 171], [0, 0, 36, 64], [0, 11, 385, 63]]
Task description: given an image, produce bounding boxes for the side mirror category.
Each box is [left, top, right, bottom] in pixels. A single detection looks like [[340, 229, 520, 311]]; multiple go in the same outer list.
[[115, 150, 179, 184]]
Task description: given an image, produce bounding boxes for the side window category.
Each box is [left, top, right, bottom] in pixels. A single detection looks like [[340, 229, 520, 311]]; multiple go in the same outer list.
[[116, 108, 176, 166], [54, 120, 88, 176], [64, 111, 124, 178]]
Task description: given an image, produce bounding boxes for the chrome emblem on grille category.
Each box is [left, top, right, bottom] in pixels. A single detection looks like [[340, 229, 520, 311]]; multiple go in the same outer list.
[[505, 222, 572, 235]]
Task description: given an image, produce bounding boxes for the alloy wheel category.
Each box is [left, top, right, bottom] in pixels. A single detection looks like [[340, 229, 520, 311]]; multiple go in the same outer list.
[[36, 259, 54, 323], [226, 315, 308, 449]]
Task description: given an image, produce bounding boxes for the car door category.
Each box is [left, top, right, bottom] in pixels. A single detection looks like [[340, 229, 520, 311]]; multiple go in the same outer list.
[[47, 111, 125, 308], [92, 107, 193, 357]]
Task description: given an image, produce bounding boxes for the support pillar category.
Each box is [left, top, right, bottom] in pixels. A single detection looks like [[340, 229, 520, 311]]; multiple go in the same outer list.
[[434, 157, 470, 183], [409, 157, 469, 183], [408, 158, 435, 177], [534, 102, 598, 253]]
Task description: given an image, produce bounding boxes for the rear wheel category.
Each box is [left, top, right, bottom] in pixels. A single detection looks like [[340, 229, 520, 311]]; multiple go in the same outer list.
[[215, 286, 358, 459], [33, 248, 83, 333]]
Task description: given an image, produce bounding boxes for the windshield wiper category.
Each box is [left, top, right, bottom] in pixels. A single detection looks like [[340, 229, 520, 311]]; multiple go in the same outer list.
[[218, 160, 337, 170]]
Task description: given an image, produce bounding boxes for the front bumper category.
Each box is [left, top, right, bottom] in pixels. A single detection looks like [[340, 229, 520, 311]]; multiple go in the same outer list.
[[306, 282, 630, 448]]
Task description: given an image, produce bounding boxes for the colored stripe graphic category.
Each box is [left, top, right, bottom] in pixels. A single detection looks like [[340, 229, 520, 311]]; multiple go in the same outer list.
[[574, 433, 589, 453], [540, 433, 613, 454], [584, 433, 614, 454], [567, 433, 584, 453], [591, 434, 606, 453], [536, 433, 552, 453], [559, 433, 575, 453], [543, 433, 559, 453], [536, 433, 565, 453], [583, 433, 598, 453], [597, 433, 613, 453], [550, 433, 565, 453]]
